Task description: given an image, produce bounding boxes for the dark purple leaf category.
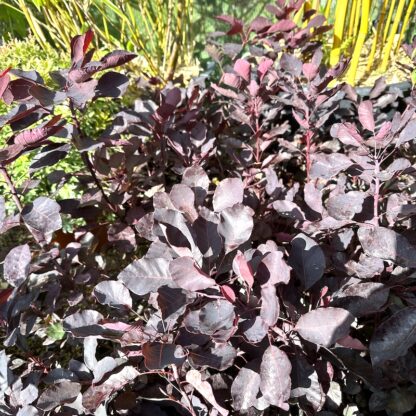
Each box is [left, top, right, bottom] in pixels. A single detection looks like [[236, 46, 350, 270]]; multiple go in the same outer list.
[[234, 59, 251, 82], [189, 344, 236, 370], [3, 244, 31, 288], [273, 200, 305, 221], [186, 370, 229, 416], [295, 307, 354, 347], [6, 78, 35, 102], [93, 357, 126, 384], [302, 62, 319, 80], [231, 365, 261, 411], [218, 203, 254, 253], [249, 16, 271, 33], [100, 50, 137, 70], [71, 29, 94, 66], [82, 366, 139, 412], [260, 346, 291, 410], [182, 166, 209, 205], [157, 286, 190, 320], [216, 15, 244, 35], [269, 19, 297, 31], [22, 197, 62, 243], [169, 184, 198, 222], [310, 153, 353, 179], [142, 342, 186, 370], [36, 381, 81, 411], [222, 72, 242, 89], [358, 101, 375, 132], [304, 182, 323, 214], [260, 285, 280, 326], [118, 257, 174, 296], [289, 233, 325, 290], [330, 122, 363, 147], [331, 282, 389, 317], [63, 310, 103, 338], [241, 316, 269, 343], [0, 350, 12, 397], [258, 58, 274, 81], [0, 69, 11, 101], [213, 178, 244, 212], [358, 226, 416, 267], [232, 251, 254, 289], [169, 256, 216, 291], [14, 115, 64, 146], [95, 72, 129, 98], [280, 53, 302, 77], [326, 191, 365, 220], [29, 85, 66, 107], [184, 299, 235, 335], [93, 280, 132, 309], [369, 77, 386, 98], [291, 355, 324, 411], [257, 251, 291, 286], [67, 79, 97, 108], [398, 119, 416, 144], [370, 307, 416, 366]]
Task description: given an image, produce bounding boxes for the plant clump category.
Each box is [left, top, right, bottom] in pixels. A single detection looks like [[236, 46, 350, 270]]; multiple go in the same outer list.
[[1, 1, 416, 415]]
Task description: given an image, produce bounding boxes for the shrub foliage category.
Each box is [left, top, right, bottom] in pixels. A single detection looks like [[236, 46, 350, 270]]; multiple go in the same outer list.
[[1, 1, 416, 415]]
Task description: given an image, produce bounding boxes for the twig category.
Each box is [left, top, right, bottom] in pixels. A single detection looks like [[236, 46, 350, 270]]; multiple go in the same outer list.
[[0, 166, 23, 212], [69, 103, 118, 214]]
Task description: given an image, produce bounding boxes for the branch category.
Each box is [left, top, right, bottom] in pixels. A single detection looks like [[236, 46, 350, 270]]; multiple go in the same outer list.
[[0, 166, 23, 212]]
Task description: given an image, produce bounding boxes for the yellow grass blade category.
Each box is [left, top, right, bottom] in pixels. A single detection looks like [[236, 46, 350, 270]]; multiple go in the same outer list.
[[381, 0, 406, 71], [347, 0, 370, 85]]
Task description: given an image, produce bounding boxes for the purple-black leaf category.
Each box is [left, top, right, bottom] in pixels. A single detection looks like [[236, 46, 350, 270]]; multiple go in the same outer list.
[[22, 197, 62, 243], [36, 381, 81, 411], [326, 191, 365, 220], [256, 251, 291, 285], [358, 226, 416, 267], [3, 244, 31, 287], [184, 299, 235, 336], [232, 251, 254, 289], [95, 72, 129, 99], [260, 346, 291, 410], [289, 233, 325, 290], [93, 280, 132, 309], [295, 307, 354, 347], [218, 203, 254, 253], [100, 50, 137, 70], [291, 355, 325, 411], [82, 366, 139, 412], [189, 344, 236, 370], [331, 282, 389, 317], [118, 257, 174, 296], [370, 307, 416, 366], [358, 101, 375, 132], [231, 364, 261, 411], [169, 256, 216, 291], [142, 342, 186, 370], [213, 178, 244, 212]]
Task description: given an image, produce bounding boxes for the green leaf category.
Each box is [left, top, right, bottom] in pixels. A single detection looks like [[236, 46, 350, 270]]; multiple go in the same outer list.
[[46, 322, 65, 341]]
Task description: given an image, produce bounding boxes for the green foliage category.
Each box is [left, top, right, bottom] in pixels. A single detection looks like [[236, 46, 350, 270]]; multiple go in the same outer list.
[[0, 37, 122, 216], [0, 35, 65, 82], [1, 0, 197, 82], [46, 322, 65, 341]]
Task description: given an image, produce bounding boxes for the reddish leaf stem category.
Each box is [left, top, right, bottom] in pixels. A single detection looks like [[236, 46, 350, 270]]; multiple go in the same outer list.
[[0, 166, 23, 212]]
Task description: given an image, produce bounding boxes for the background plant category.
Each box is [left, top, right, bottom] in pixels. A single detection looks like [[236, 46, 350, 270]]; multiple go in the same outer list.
[[0, 0, 197, 83]]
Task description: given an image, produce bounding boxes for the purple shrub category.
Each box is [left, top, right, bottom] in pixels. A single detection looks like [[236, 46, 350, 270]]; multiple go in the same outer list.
[[1, 2, 416, 415]]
